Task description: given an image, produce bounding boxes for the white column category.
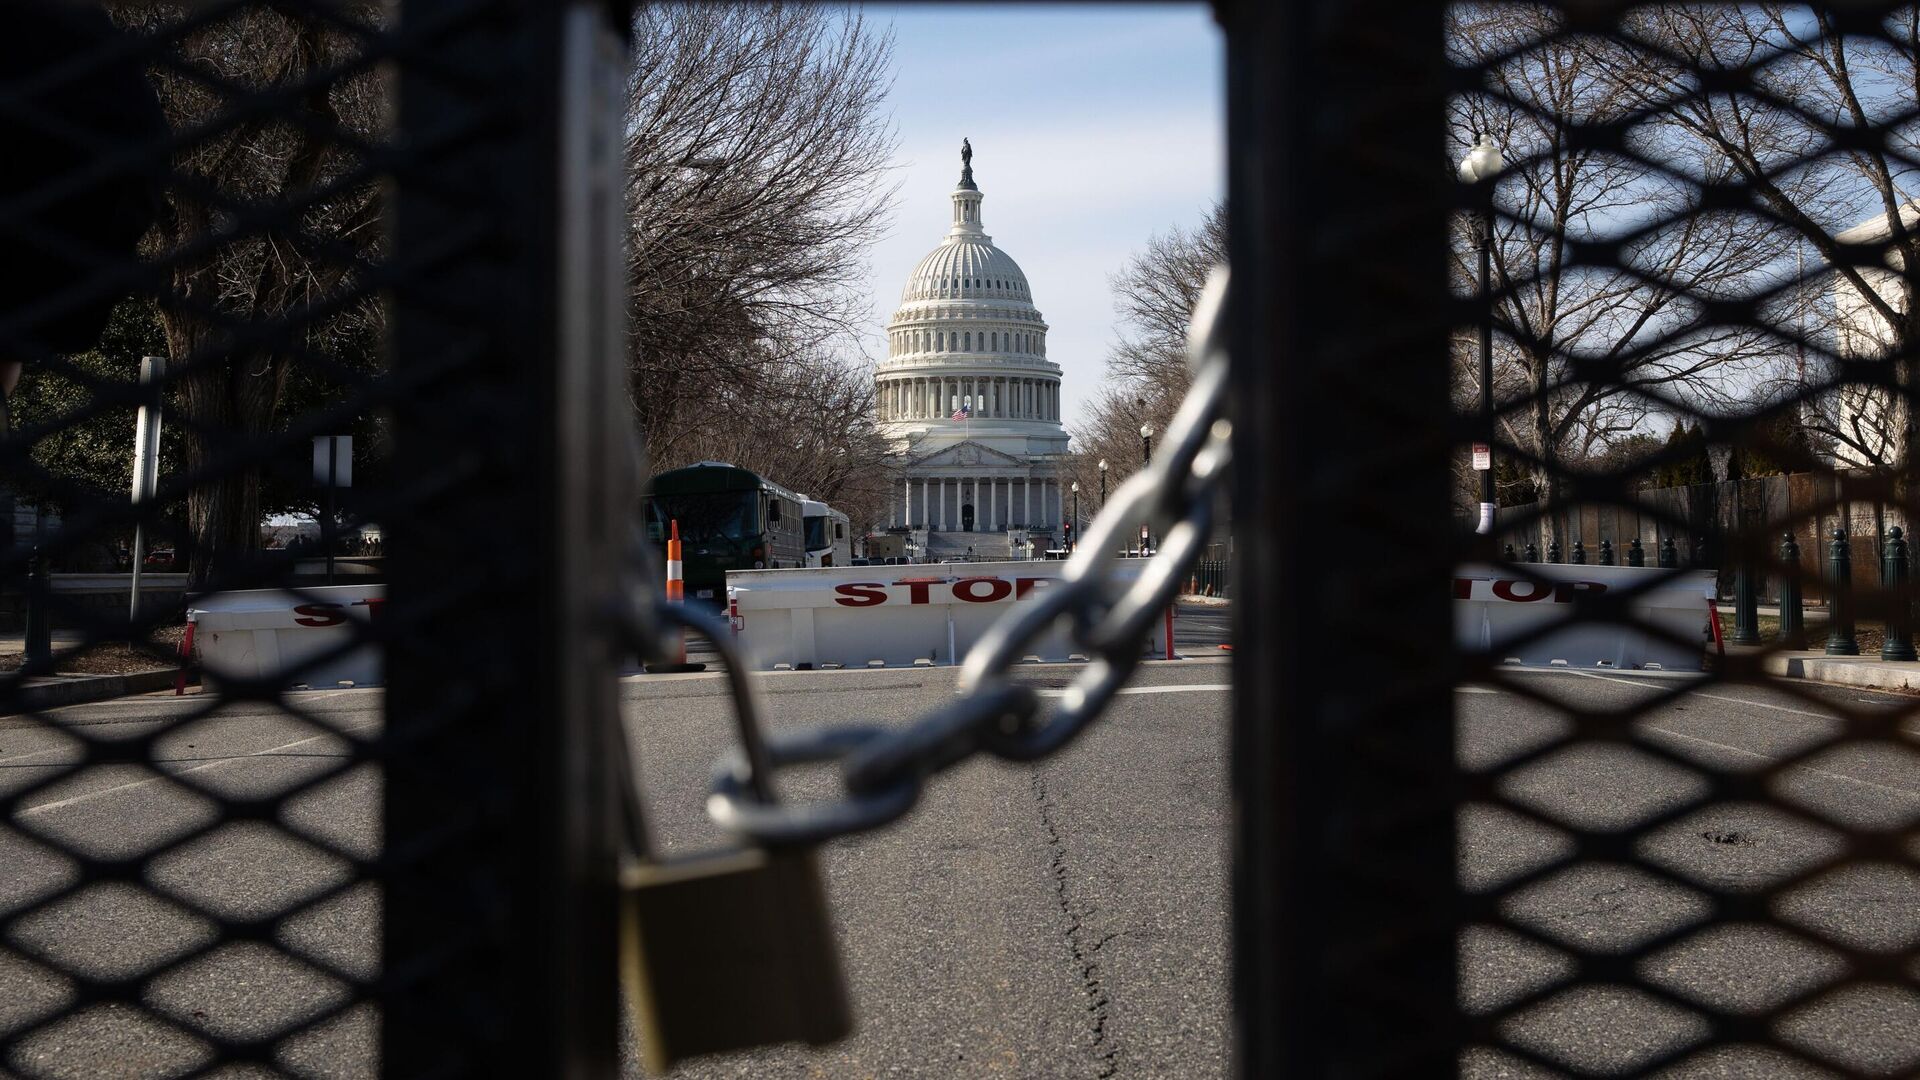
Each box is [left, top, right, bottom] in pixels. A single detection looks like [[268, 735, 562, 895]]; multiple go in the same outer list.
[[901, 475, 909, 526], [939, 477, 947, 530], [1023, 474, 1031, 526], [984, 477, 994, 532], [992, 477, 1001, 532]]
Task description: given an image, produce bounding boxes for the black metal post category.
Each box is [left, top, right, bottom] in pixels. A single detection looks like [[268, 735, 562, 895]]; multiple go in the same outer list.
[[1502, 543, 1516, 562], [1628, 537, 1645, 567], [23, 542, 51, 670], [1524, 541, 1538, 563], [385, 4, 628, 1076], [1779, 532, 1805, 650], [1827, 529, 1859, 656], [1731, 547, 1761, 646], [1225, 0, 1455, 1072], [1882, 526, 1916, 661], [1547, 539, 1561, 563], [1599, 539, 1613, 566], [1071, 486, 1079, 553], [1658, 536, 1678, 569], [1570, 540, 1585, 565], [325, 435, 338, 587]]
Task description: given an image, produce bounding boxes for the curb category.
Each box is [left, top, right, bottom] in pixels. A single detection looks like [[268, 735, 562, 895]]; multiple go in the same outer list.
[[2, 668, 186, 717], [1760, 653, 1920, 694]]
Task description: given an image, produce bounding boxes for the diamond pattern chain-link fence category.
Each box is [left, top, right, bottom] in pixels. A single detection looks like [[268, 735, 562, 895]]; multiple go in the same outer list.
[[1446, 5, 1920, 1077], [2, 3, 628, 1078]]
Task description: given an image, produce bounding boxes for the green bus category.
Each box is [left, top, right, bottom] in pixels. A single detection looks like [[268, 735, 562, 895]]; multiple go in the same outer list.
[[644, 462, 806, 603]]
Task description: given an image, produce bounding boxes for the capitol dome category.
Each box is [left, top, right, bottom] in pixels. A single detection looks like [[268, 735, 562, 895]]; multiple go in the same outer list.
[[877, 141, 1071, 543]]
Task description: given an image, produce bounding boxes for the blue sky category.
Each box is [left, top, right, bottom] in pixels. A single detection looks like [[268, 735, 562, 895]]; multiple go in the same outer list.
[[860, 3, 1224, 425]]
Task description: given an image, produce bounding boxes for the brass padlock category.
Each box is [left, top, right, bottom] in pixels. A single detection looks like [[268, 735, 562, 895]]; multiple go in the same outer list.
[[613, 596, 851, 1072], [620, 843, 851, 1071]]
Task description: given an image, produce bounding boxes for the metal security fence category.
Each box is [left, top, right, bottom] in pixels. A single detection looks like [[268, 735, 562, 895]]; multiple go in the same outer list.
[[1229, 1, 1920, 1076], [1, 3, 630, 1078], [1187, 558, 1232, 599]]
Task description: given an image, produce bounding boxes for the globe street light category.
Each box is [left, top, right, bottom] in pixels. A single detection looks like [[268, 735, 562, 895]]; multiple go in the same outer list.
[[1097, 458, 1108, 507], [1070, 481, 1080, 553], [1458, 132, 1503, 536], [1138, 426, 1155, 554]]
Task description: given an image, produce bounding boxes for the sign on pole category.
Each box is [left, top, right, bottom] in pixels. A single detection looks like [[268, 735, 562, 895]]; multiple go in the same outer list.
[[129, 356, 167, 622], [313, 435, 354, 488], [1472, 442, 1491, 471]]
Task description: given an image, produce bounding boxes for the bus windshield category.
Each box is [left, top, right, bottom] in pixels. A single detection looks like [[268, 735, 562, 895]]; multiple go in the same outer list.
[[647, 490, 758, 545], [803, 516, 828, 552]]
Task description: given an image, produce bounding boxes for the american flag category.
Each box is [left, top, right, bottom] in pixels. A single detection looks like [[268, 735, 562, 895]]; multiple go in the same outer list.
[[951, 401, 971, 421]]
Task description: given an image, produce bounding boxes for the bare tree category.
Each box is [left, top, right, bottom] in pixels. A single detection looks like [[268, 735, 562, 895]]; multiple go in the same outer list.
[[1105, 204, 1226, 393], [625, 3, 897, 476], [1450, 4, 1789, 536], [1583, 7, 1920, 474], [114, 4, 386, 585]]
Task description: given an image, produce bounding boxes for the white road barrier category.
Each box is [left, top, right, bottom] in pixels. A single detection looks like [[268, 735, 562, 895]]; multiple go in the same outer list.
[[725, 561, 1163, 670], [1455, 563, 1717, 671], [189, 584, 384, 689]]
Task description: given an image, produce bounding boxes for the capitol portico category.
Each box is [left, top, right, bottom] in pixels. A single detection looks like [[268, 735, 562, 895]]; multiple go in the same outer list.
[[880, 142, 1070, 545]]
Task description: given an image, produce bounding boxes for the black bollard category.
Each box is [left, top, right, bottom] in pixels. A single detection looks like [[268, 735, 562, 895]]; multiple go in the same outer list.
[[1524, 541, 1539, 563], [1571, 540, 1586, 565], [1883, 527, 1917, 661], [1502, 543, 1516, 562], [1628, 538, 1645, 567], [23, 545, 51, 671], [1658, 536, 1678, 569], [1731, 542, 1762, 646], [1827, 529, 1860, 656], [1547, 539, 1562, 563], [1599, 539, 1614, 566], [1778, 532, 1805, 650]]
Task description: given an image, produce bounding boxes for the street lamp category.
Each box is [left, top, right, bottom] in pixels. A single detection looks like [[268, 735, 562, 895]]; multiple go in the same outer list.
[[1458, 132, 1503, 536], [1138, 426, 1154, 553], [1097, 458, 1108, 508], [1070, 481, 1080, 552]]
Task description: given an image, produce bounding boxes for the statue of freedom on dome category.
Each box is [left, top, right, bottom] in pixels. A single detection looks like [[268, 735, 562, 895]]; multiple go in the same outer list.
[[961, 138, 971, 168]]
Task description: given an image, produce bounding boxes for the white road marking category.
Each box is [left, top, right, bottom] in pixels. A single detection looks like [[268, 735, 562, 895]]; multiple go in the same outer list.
[[13, 722, 378, 818], [1566, 669, 1853, 723], [1638, 723, 1920, 798], [1456, 687, 1498, 694], [1036, 683, 1231, 698], [1556, 670, 1920, 797]]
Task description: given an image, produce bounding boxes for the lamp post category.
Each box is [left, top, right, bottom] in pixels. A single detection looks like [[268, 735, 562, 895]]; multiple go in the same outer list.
[[1097, 458, 1108, 508], [1459, 132, 1503, 535], [1139, 425, 1154, 553], [1071, 481, 1080, 553]]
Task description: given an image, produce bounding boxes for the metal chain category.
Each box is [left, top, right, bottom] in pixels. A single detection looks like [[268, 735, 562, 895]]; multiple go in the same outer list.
[[638, 269, 1233, 849]]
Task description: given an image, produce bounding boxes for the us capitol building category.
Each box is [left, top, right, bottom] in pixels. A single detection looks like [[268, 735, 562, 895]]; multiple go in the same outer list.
[[877, 141, 1070, 554]]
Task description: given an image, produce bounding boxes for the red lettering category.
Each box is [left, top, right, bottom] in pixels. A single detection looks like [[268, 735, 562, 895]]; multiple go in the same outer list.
[[351, 597, 387, 621], [1453, 577, 1477, 600], [1554, 581, 1608, 604], [1015, 577, 1051, 599], [833, 582, 888, 607], [293, 603, 346, 627], [953, 577, 1013, 603], [893, 577, 937, 605], [1490, 580, 1553, 603]]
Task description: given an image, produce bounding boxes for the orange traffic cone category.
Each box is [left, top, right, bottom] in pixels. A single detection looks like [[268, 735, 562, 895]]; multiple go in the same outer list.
[[646, 519, 707, 673]]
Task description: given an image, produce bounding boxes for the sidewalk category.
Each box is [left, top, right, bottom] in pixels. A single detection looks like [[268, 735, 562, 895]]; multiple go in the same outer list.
[[1744, 647, 1920, 694]]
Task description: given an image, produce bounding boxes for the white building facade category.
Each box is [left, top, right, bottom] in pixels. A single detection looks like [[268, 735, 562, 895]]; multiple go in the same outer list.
[[879, 145, 1070, 540]]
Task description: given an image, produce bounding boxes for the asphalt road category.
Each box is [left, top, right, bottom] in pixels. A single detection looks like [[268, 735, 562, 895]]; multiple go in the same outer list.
[[2, 642, 1917, 1078]]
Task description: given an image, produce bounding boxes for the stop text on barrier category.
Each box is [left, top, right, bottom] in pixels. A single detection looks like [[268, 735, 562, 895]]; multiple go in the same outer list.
[[1453, 578, 1608, 604], [833, 576, 1055, 607]]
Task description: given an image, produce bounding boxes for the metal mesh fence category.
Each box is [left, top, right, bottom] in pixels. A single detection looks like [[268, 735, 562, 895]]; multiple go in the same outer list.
[[1445, 4, 1920, 1076], [0, 3, 624, 1077]]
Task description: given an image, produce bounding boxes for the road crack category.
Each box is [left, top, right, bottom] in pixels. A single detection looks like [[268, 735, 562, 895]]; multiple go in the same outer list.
[[1033, 768, 1121, 1078]]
